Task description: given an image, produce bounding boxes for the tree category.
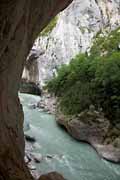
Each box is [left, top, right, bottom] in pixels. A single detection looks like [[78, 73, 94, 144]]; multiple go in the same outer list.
[[0, 0, 73, 179]]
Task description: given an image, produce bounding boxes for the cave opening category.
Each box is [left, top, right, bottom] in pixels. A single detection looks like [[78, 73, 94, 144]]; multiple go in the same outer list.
[[0, 0, 73, 179]]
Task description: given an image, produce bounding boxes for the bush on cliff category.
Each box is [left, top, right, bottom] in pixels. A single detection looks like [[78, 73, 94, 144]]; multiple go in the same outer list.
[[46, 27, 120, 123]]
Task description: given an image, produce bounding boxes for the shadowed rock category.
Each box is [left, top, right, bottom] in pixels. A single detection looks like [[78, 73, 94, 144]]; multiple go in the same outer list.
[[0, 0, 73, 179], [39, 172, 66, 180], [25, 134, 36, 143], [56, 108, 120, 163]]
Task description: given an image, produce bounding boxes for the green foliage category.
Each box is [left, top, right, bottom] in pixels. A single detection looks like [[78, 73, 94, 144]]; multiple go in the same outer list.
[[46, 27, 120, 123], [90, 27, 120, 57], [40, 16, 58, 36], [92, 52, 120, 122], [60, 82, 92, 114]]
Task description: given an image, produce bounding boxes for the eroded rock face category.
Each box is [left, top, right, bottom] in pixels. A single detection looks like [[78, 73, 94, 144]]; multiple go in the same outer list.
[[22, 49, 40, 84], [20, 81, 41, 95], [56, 108, 110, 143], [23, 0, 120, 86], [56, 108, 120, 163]]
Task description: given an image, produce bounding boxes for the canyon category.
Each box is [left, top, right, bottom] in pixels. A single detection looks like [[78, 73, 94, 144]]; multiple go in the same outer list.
[[23, 0, 120, 86]]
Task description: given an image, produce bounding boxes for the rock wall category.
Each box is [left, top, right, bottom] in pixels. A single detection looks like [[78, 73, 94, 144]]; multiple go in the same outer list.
[[23, 0, 120, 86], [0, 0, 73, 179]]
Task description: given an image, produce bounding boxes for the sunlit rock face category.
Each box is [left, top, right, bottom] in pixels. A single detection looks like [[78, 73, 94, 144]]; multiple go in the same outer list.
[[23, 0, 120, 86], [22, 49, 41, 84]]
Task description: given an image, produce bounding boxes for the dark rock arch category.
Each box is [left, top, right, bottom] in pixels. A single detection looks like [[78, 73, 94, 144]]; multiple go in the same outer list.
[[0, 0, 72, 179]]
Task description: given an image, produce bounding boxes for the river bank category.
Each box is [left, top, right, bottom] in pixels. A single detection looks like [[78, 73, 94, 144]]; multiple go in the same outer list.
[[25, 138, 66, 180], [37, 94, 120, 163], [20, 93, 120, 180]]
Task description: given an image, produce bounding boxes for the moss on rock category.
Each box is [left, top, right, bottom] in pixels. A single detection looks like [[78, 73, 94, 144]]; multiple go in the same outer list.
[[40, 16, 58, 36]]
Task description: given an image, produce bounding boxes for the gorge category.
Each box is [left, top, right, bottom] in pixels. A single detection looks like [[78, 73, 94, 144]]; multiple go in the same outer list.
[[22, 0, 120, 164], [21, 93, 120, 180], [0, 0, 120, 179], [22, 0, 120, 86]]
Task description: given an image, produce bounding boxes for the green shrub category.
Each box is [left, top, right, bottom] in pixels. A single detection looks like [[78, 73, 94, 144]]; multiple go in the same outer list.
[[90, 27, 120, 57], [46, 54, 94, 115], [59, 81, 92, 115], [92, 52, 120, 123], [46, 27, 120, 123]]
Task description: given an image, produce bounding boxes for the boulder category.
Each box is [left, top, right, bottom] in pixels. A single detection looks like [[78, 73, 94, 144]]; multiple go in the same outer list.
[[24, 154, 32, 164], [25, 134, 36, 143], [113, 137, 120, 148], [38, 172, 66, 180], [56, 108, 120, 163], [46, 154, 53, 159], [57, 108, 110, 143], [28, 164, 36, 170], [95, 144, 120, 163], [30, 153, 43, 163], [28, 104, 37, 109]]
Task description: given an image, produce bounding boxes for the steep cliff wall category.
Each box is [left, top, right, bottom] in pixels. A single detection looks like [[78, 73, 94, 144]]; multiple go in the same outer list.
[[23, 0, 120, 86]]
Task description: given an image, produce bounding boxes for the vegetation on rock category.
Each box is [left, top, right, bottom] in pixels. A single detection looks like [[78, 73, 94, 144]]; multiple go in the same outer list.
[[40, 16, 58, 36], [46, 27, 120, 124]]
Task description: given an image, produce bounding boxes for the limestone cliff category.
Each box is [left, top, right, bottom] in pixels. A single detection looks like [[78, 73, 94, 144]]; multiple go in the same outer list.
[[23, 0, 120, 86]]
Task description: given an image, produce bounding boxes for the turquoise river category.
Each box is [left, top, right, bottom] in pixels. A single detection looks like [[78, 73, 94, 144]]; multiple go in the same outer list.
[[19, 93, 120, 180]]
